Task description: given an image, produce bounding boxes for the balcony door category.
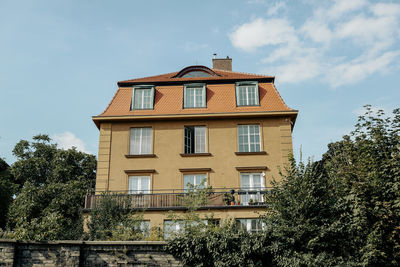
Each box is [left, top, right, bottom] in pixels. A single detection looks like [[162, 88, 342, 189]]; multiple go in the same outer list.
[[128, 176, 150, 194], [240, 173, 265, 205]]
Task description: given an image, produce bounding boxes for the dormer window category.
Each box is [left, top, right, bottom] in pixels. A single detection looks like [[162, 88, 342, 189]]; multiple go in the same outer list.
[[131, 85, 155, 110], [183, 83, 206, 108], [235, 81, 259, 106], [181, 71, 212, 78]]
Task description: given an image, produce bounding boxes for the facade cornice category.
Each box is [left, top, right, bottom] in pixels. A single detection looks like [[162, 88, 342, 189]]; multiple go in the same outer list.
[[92, 110, 298, 128]]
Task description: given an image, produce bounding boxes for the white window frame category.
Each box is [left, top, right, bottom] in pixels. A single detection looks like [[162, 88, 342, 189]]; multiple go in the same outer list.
[[134, 221, 150, 237], [240, 172, 265, 205], [131, 85, 155, 110], [183, 173, 207, 191], [163, 220, 184, 239], [164, 220, 208, 239], [235, 81, 259, 106], [184, 126, 207, 154], [183, 83, 206, 108], [238, 124, 261, 152], [128, 175, 151, 194], [236, 218, 265, 233], [129, 127, 152, 155]]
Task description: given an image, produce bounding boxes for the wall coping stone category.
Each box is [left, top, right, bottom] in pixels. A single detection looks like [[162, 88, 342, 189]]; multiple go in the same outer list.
[[0, 239, 167, 246]]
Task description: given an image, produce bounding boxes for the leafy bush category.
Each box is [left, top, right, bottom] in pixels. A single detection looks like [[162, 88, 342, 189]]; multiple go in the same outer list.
[[88, 192, 147, 241], [166, 220, 272, 267]]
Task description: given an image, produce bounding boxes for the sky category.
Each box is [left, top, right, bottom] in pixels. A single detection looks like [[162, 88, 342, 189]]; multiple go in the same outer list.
[[1, 0, 399, 164]]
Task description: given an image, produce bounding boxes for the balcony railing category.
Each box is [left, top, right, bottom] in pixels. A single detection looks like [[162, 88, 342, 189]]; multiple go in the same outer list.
[[84, 188, 270, 210]]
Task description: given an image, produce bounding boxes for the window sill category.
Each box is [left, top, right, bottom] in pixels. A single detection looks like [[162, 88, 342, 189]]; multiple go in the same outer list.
[[125, 154, 157, 158], [235, 151, 267, 156], [180, 153, 212, 157]]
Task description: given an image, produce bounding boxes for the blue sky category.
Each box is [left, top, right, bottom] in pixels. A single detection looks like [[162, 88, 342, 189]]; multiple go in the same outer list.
[[1, 0, 399, 164]]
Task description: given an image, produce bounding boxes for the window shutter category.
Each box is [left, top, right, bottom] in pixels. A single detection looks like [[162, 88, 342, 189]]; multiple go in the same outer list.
[[202, 84, 206, 107], [131, 88, 136, 110], [183, 85, 187, 108], [254, 82, 260, 105], [235, 83, 240, 106], [150, 86, 155, 109]]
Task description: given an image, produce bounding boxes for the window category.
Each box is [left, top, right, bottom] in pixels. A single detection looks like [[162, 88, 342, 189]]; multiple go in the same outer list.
[[184, 83, 206, 108], [238, 125, 261, 152], [131, 85, 155, 110], [240, 173, 265, 205], [236, 219, 264, 233], [129, 127, 152, 155], [163, 220, 184, 239], [128, 176, 150, 194], [135, 221, 150, 237], [164, 220, 208, 239], [235, 82, 259, 106], [183, 174, 207, 191], [184, 126, 206, 153], [181, 71, 212, 78]]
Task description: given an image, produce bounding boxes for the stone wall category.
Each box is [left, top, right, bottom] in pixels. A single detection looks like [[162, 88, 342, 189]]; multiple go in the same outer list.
[[0, 240, 181, 267]]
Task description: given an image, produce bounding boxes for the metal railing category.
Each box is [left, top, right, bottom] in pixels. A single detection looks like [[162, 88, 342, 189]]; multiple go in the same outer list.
[[84, 188, 270, 210]]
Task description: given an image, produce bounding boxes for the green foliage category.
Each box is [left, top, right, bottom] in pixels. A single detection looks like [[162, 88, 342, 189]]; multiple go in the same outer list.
[[6, 134, 96, 240], [0, 158, 16, 229], [167, 220, 272, 267], [88, 192, 147, 241], [263, 105, 400, 266], [167, 106, 400, 266]]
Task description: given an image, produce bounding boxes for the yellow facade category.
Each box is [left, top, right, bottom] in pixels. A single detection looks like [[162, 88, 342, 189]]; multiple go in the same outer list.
[[93, 115, 293, 228], [89, 64, 297, 234]]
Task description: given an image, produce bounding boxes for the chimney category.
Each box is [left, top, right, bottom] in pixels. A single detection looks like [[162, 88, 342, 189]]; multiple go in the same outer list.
[[212, 55, 232, 71]]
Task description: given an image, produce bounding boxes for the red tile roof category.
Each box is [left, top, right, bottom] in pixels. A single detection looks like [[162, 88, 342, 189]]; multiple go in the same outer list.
[[94, 66, 297, 122], [118, 66, 274, 85]]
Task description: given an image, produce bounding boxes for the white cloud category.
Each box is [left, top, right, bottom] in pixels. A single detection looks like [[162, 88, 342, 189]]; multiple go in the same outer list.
[[328, 0, 367, 20], [301, 20, 332, 44], [52, 132, 90, 153], [229, 18, 297, 52], [326, 50, 400, 87], [267, 2, 286, 16], [230, 0, 400, 87]]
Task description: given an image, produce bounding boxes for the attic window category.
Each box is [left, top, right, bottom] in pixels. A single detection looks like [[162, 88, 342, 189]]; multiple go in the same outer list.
[[184, 83, 206, 108], [131, 85, 155, 110], [235, 81, 259, 106], [174, 65, 218, 78], [181, 71, 212, 78]]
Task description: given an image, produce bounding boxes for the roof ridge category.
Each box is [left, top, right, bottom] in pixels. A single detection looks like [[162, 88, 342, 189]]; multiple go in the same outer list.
[[119, 71, 179, 83], [213, 69, 274, 78]]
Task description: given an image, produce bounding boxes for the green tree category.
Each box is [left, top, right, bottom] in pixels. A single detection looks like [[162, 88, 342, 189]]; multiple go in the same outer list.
[[88, 192, 147, 241], [7, 134, 96, 240], [0, 158, 16, 229], [264, 105, 400, 266]]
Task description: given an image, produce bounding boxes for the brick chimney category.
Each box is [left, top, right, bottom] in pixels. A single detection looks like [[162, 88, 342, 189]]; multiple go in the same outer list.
[[212, 54, 232, 71]]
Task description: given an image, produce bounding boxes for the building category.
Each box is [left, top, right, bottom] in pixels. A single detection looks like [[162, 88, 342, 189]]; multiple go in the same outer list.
[[85, 56, 298, 237]]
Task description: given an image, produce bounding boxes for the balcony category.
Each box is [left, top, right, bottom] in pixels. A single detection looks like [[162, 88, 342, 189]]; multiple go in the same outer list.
[[84, 188, 270, 211]]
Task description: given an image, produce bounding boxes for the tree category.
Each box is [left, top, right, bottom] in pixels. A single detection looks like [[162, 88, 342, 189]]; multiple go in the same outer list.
[[0, 158, 16, 229], [87, 192, 147, 241], [7, 134, 96, 240], [263, 105, 400, 266]]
